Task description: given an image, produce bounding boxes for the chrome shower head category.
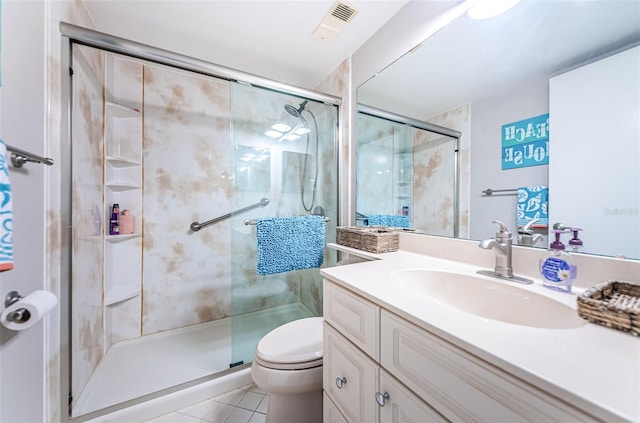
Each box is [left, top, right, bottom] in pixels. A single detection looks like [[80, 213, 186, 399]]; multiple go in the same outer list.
[[284, 100, 308, 118]]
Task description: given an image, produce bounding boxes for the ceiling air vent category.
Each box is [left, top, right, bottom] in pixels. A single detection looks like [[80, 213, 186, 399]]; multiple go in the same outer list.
[[313, 1, 359, 42]]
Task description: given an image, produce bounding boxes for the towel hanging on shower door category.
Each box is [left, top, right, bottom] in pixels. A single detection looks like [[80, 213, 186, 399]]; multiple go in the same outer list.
[[256, 215, 325, 276]]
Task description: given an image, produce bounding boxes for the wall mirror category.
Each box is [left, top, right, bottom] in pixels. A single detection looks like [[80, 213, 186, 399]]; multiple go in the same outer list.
[[357, 0, 640, 259]]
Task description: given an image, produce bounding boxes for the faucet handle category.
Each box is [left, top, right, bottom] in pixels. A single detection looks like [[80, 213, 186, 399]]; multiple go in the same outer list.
[[492, 220, 511, 240]]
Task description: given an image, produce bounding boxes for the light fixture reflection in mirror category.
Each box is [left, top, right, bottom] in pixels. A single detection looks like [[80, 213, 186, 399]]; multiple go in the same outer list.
[[356, 0, 640, 259], [467, 0, 520, 20]]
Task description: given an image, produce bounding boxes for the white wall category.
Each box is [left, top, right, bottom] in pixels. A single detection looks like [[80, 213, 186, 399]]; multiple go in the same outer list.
[[469, 81, 549, 241], [0, 1, 47, 422], [549, 45, 640, 259]]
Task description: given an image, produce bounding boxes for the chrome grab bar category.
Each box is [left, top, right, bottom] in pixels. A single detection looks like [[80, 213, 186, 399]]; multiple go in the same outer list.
[[190, 197, 269, 231], [482, 188, 518, 196], [5, 144, 54, 168]]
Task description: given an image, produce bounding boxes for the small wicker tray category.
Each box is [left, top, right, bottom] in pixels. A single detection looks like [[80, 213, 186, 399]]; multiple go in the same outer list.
[[336, 226, 399, 254], [577, 280, 640, 336]]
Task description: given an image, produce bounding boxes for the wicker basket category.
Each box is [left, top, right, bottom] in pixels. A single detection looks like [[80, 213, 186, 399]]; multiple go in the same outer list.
[[577, 280, 640, 336], [336, 226, 399, 254]]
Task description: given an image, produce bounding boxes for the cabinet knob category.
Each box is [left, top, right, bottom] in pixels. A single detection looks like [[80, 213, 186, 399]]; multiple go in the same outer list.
[[335, 377, 347, 389], [375, 392, 390, 407]]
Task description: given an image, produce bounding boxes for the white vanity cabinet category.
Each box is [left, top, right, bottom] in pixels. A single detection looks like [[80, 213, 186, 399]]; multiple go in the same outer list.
[[323, 281, 446, 423], [323, 279, 600, 423]]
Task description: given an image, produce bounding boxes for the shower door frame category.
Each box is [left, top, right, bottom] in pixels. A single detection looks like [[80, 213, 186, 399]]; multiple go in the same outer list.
[[60, 22, 342, 421]]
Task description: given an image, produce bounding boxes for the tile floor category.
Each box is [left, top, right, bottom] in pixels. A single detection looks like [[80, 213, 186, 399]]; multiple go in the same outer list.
[[144, 384, 268, 423]]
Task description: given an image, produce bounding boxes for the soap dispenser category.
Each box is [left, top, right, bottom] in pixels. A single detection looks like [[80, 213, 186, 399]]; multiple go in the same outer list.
[[517, 218, 544, 246], [568, 228, 583, 253], [539, 230, 577, 293]]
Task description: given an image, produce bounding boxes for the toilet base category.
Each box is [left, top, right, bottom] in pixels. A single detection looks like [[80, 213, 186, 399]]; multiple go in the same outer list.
[[266, 390, 322, 423]]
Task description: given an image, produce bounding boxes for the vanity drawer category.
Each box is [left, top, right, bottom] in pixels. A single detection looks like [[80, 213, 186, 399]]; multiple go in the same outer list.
[[323, 392, 349, 423], [379, 368, 447, 423], [323, 322, 379, 423], [323, 280, 380, 360], [380, 310, 598, 423]]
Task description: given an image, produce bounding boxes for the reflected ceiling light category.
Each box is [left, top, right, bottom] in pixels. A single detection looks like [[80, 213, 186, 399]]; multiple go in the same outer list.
[[293, 127, 311, 135], [265, 130, 282, 138], [283, 133, 301, 141], [467, 0, 520, 20], [272, 123, 292, 132]]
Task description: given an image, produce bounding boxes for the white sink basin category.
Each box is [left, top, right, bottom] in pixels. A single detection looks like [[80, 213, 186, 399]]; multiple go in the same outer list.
[[391, 269, 586, 329]]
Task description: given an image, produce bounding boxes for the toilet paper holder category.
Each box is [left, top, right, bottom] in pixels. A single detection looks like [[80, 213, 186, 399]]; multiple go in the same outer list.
[[3, 291, 30, 323]]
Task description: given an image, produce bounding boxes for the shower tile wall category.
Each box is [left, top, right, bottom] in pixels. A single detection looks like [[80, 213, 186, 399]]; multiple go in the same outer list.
[[421, 105, 470, 238], [71, 45, 106, 403], [412, 127, 456, 236], [142, 65, 234, 334], [356, 119, 396, 215]]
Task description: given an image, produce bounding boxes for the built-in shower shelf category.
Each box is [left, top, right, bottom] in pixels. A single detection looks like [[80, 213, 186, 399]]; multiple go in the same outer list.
[[105, 285, 141, 306], [106, 156, 141, 168], [105, 233, 141, 243], [106, 101, 140, 118], [106, 182, 141, 192]]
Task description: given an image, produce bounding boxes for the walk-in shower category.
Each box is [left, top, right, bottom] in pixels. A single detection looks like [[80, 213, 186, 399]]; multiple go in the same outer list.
[[63, 24, 339, 419]]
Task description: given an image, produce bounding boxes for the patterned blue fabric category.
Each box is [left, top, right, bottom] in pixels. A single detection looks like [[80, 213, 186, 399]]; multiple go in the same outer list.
[[256, 215, 325, 276], [517, 186, 548, 228], [0, 139, 12, 271], [365, 214, 410, 228]]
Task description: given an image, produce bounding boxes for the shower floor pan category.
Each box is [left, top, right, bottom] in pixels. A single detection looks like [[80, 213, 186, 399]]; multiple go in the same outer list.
[[72, 302, 313, 417]]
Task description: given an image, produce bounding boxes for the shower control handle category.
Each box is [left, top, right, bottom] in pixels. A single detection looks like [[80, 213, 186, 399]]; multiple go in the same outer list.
[[375, 392, 390, 407], [335, 377, 347, 389]]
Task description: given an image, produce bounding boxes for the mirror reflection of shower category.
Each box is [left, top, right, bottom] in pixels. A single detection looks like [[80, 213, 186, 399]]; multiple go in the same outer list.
[[267, 100, 319, 212]]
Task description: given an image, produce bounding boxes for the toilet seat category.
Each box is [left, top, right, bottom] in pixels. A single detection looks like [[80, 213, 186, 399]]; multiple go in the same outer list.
[[255, 317, 323, 370]]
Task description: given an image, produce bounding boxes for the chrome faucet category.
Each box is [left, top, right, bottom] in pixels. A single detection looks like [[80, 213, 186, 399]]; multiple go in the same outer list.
[[478, 220, 533, 284], [517, 218, 544, 246]]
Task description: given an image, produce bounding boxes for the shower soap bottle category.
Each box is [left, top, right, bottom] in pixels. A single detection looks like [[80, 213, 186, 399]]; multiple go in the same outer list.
[[109, 203, 120, 235], [119, 209, 135, 234], [539, 230, 577, 293]]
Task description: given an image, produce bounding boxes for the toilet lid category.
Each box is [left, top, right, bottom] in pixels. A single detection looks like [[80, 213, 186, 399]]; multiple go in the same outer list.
[[255, 317, 323, 366]]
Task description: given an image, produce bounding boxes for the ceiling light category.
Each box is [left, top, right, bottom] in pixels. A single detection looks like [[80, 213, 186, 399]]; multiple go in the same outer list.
[[467, 0, 520, 20], [272, 123, 292, 132], [265, 130, 282, 138]]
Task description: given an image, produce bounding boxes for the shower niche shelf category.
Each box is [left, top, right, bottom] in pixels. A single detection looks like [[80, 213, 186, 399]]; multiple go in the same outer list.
[[106, 182, 141, 192], [106, 101, 140, 118], [106, 156, 140, 168], [105, 233, 141, 242], [102, 53, 144, 343], [104, 285, 141, 307]]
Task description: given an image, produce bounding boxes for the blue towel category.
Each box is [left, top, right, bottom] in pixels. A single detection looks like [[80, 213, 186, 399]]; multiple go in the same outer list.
[[517, 186, 548, 228], [256, 215, 325, 276], [365, 214, 410, 228], [0, 140, 12, 271]]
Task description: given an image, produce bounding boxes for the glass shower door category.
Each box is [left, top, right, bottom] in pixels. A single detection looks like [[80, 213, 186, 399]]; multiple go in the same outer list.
[[228, 82, 338, 367]]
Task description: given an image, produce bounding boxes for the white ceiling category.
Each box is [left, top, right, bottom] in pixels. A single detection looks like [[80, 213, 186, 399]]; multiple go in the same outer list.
[[82, 0, 410, 89], [358, 0, 640, 119]]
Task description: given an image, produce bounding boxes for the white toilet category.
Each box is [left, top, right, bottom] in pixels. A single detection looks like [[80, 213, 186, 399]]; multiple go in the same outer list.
[[251, 317, 324, 423]]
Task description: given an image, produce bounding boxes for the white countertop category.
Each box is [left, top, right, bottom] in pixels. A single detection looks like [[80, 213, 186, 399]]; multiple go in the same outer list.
[[321, 246, 640, 423]]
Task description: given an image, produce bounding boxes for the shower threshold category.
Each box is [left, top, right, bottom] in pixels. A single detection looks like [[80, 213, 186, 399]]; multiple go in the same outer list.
[[71, 302, 313, 418]]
